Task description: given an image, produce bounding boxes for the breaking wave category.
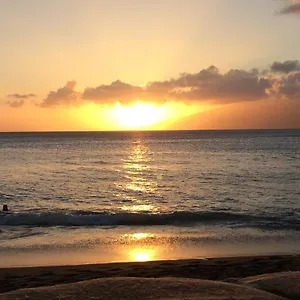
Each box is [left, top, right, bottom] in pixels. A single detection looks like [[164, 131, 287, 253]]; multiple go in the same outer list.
[[0, 210, 298, 229]]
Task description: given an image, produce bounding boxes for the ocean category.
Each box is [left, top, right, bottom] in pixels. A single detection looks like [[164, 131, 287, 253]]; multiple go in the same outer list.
[[0, 130, 299, 267]]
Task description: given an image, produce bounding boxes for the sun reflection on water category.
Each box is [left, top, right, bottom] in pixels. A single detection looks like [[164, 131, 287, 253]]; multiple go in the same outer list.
[[116, 138, 159, 213], [120, 204, 157, 212]]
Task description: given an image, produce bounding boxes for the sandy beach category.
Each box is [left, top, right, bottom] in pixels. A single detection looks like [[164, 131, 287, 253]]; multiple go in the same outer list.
[[1, 255, 300, 299]]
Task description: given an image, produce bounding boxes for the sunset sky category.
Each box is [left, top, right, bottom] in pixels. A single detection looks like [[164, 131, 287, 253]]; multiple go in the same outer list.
[[1, 0, 300, 131]]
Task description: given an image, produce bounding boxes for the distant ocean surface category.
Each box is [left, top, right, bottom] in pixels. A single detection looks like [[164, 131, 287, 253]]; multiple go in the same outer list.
[[0, 130, 300, 267]]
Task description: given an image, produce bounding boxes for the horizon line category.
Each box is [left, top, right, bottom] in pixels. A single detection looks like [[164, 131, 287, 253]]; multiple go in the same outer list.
[[1, 128, 300, 134]]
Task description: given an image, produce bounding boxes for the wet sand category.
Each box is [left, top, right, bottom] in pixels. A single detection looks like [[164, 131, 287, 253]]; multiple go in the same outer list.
[[0, 254, 300, 295]]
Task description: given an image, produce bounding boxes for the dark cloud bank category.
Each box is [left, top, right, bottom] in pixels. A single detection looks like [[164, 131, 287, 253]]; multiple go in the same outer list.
[[38, 60, 300, 108], [270, 60, 300, 73]]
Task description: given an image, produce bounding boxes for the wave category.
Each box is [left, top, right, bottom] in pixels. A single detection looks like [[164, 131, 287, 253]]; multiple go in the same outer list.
[[0, 210, 299, 229]]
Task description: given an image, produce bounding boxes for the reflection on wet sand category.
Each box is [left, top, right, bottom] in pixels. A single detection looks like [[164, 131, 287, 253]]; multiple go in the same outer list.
[[120, 232, 159, 262], [128, 247, 156, 262], [115, 231, 221, 263], [4, 227, 296, 267]]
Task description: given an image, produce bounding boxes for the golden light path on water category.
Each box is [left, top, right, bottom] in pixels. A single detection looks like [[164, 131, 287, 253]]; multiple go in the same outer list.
[[115, 137, 161, 213], [114, 138, 165, 262]]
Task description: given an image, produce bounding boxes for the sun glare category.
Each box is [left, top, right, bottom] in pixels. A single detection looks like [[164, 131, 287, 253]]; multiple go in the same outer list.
[[113, 101, 165, 129], [71, 101, 206, 130]]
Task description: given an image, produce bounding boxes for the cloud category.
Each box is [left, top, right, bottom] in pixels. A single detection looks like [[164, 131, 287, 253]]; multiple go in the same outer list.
[[6, 93, 37, 108], [19, 60, 299, 108], [80, 67, 271, 105], [271, 60, 300, 73], [7, 100, 25, 108], [83, 80, 143, 104], [167, 67, 271, 103], [276, 71, 300, 100], [280, 2, 300, 15], [41, 81, 80, 107], [7, 93, 37, 99]]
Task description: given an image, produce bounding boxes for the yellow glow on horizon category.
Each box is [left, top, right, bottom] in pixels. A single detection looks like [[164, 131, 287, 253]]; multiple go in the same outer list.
[[67, 101, 210, 131], [112, 101, 166, 129]]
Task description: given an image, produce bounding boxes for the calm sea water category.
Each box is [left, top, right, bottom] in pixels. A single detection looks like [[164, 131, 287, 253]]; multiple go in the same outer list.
[[0, 130, 300, 267]]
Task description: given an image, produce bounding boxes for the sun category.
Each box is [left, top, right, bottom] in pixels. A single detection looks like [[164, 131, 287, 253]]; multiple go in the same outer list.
[[71, 101, 206, 130], [112, 101, 166, 129]]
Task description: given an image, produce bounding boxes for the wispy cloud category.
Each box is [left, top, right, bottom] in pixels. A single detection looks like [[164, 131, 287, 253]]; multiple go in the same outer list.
[[6, 93, 37, 108], [6, 100, 25, 108], [7, 93, 37, 99], [279, 1, 300, 15]]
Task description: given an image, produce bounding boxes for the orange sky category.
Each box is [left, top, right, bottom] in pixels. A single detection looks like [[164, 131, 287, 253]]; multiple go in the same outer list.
[[1, 0, 300, 131]]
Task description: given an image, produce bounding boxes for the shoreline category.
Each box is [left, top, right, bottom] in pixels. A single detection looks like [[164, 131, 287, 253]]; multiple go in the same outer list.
[[1, 254, 300, 294]]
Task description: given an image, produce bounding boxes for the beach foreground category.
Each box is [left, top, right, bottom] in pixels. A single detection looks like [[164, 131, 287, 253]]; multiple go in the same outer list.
[[0, 277, 288, 300], [1, 255, 300, 299]]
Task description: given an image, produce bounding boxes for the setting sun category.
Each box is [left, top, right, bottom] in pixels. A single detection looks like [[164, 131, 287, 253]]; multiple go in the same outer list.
[[112, 101, 166, 129]]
